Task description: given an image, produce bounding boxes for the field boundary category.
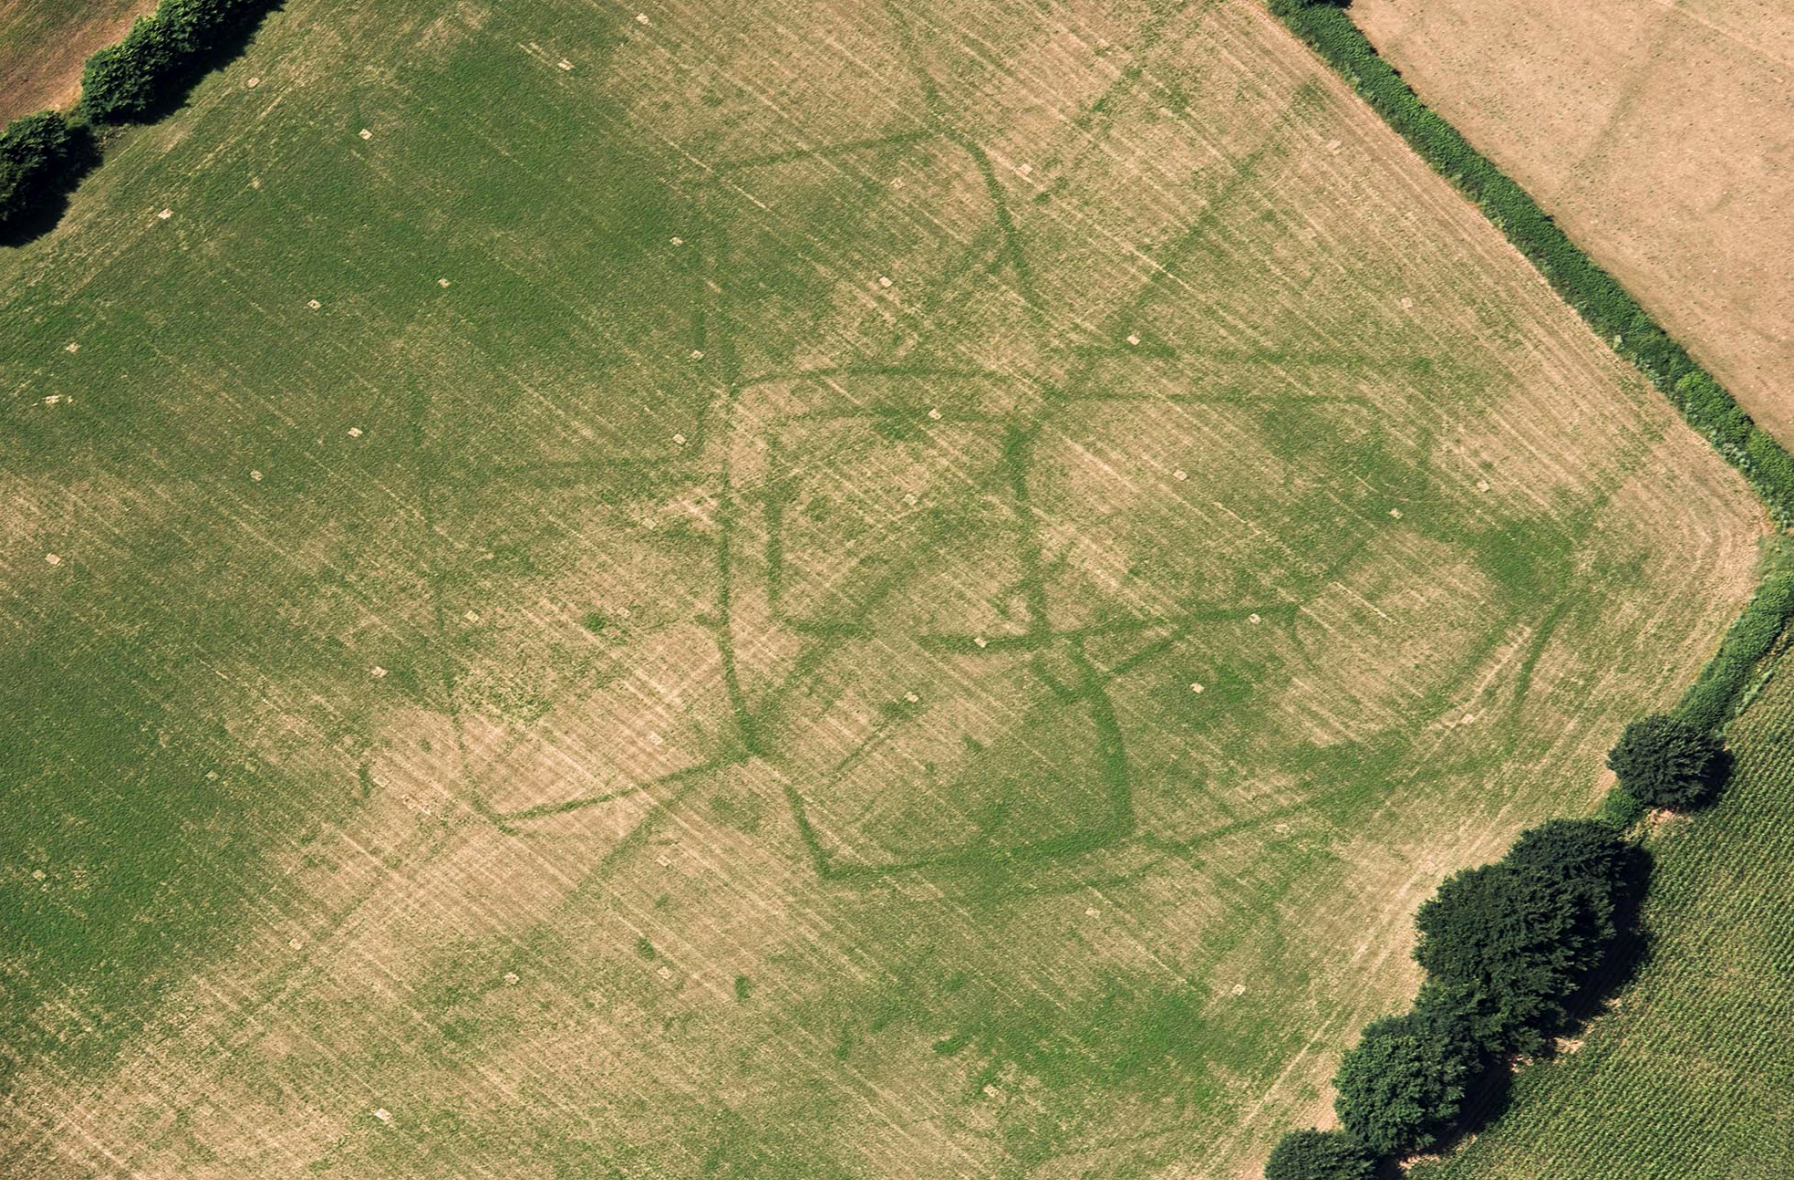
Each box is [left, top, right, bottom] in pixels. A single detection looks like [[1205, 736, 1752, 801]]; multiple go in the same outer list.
[[1267, 0, 1794, 528], [1261, 0, 1794, 1173]]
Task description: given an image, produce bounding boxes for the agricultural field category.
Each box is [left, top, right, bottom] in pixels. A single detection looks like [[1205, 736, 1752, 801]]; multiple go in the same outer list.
[[1414, 658, 1794, 1180], [0, 1, 1766, 1178], [1352, 0, 1794, 444], [0, 0, 154, 122]]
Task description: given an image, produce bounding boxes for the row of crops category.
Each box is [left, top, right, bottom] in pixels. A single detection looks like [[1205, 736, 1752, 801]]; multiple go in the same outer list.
[[1415, 662, 1794, 1179]]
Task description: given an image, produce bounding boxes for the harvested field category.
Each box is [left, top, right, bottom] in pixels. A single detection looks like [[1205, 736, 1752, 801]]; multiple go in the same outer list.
[[1354, 0, 1794, 445], [0, 1, 1764, 1177], [0, 0, 155, 122]]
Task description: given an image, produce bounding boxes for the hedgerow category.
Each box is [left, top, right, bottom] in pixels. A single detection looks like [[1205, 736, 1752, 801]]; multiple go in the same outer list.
[[80, 0, 279, 123], [1267, 0, 1794, 526]]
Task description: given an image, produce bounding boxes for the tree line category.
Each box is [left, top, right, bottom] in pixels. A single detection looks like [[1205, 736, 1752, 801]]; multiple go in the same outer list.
[[1266, 715, 1729, 1180], [0, 0, 279, 242]]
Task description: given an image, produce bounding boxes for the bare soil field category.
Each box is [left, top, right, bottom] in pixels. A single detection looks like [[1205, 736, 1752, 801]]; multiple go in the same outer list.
[[1354, 0, 1794, 445], [0, 0, 155, 122], [0, 1, 1764, 1177]]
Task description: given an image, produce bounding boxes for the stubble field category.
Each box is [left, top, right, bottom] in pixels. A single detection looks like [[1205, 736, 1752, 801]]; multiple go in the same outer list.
[[0, 1, 1765, 1177]]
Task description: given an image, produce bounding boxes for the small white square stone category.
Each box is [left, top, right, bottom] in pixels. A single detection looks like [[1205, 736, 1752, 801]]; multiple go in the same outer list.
[[1085, 906, 1099, 917], [438, 277, 450, 287], [504, 971, 520, 985], [307, 299, 321, 310], [974, 636, 988, 648], [1018, 163, 1032, 176], [670, 236, 683, 246], [1126, 333, 1140, 345], [657, 854, 671, 867], [905, 692, 919, 703], [1389, 508, 1403, 519], [927, 408, 941, 420], [44, 553, 61, 566], [1173, 469, 1187, 481], [878, 275, 892, 288], [903, 492, 916, 506], [157, 208, 172, 220], [65, 342, 79, 353], [1477, 480, 1490, 492], [289, 938, 303, 950], [673, 433, 686, 444], [247, 77, 260, 88], [250, 470, 263, 481], [373, 1109, 391, 1123], [370, 666, 387, 679], [1248, 613, 1261, 624], [690, 349, 704, 359], [636, 11, 649, 23], [463, 610, 480, 623], [359, 129, 372, 140], [347, 426, 362, 438], [1190, 682, 1204, 694]]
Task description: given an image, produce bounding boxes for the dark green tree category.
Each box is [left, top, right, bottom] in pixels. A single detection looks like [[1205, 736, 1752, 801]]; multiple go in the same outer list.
[[79, 0, 276, 124], [1606, 713, 1724, 809], [1333, 1010, 1473, 1156], [1412, 819, 1628, 1054], [0, 111, 88, 233], [1264, 1128, 1374, 1180]]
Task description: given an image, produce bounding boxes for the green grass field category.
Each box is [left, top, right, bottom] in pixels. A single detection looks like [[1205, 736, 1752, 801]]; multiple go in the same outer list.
[[0, 0, 1766, 1176], [1415, 656, 1794, 1180]]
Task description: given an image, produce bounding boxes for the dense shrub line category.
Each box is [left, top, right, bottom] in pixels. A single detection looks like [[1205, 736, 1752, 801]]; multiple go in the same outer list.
[[0, 0, 277, 239], [1675, 538, 1794, 732], [1267, 0, 1794, 526]]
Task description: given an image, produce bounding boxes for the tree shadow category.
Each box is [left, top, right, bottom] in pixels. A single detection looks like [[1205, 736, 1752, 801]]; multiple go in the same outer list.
[[0, 124, 102, 249], [1695, 746, 1736, 810]]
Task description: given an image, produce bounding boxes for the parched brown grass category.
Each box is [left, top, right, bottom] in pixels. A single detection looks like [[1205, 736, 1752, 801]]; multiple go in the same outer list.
[[1354, 0, 1794, 445], [0, 1, 1765, 1178]]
